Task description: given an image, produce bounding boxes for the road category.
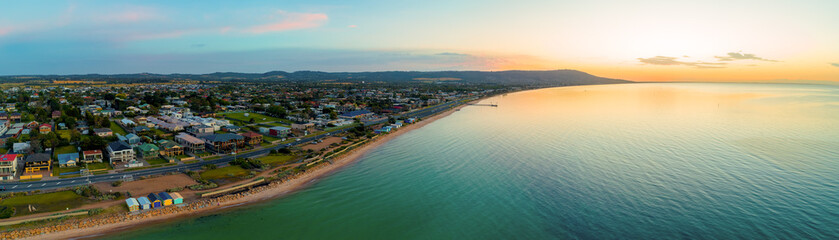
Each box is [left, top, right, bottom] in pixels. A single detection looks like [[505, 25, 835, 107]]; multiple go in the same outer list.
[[0, 98, 469, 193]]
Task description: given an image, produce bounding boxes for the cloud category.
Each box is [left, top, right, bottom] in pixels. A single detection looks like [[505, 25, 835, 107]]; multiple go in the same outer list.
[[0, 27, 12, 36], [97, 8, 161, 23], [246, 11, 328, 34], [715, 52, 778, 62], [831, 63, 839, 68], [638, 56, 726, 69], [347, 25, 358, 28]]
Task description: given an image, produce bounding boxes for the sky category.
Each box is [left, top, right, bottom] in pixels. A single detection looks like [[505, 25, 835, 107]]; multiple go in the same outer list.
[[1, 0, 838, 82]]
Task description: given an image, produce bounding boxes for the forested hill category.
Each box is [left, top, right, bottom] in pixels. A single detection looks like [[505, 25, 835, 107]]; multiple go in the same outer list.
[[1, 70, 631, 86]]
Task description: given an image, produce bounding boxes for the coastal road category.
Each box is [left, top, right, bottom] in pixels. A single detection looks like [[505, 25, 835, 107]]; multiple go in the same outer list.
[[0, 99, 469, 193]]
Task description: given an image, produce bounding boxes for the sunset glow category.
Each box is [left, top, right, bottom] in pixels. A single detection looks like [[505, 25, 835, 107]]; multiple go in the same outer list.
[[0, 0, 837, 82]]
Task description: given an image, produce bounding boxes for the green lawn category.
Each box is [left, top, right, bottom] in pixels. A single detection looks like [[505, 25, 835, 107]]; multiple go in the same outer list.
[[200, 165, 249, 180], [87, 162, 112, 170], [262, 135, 280, 142], [0, 148, 7, 154], [220, 112, 288, 124], [52, 166, 81, 176], [54, 145, 77, 155], [0, 191, 87, 218], [146, 158, 169, 165], [56, 130, 72, 140], [257, 154, 297, 166], [325, 123, 360, 132], [109, 121, 128, 135]]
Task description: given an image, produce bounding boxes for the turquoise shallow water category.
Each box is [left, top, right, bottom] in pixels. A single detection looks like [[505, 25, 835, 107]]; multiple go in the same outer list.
[[110, 83, 839, 239]]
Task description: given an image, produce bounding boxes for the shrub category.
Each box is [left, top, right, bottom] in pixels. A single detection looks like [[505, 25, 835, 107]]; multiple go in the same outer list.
[[166, 187, 184, 192], [0, 206, 14, 219], [203, 164, 217, 170], [111, 180, 123, 187]]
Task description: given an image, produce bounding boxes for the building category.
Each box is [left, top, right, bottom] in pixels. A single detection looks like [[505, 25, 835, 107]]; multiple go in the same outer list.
[[57, 152, 80, 167], [291, 122, 315, 132], [38, 123, 52, 134], [51, 110, 61, 119], [125, 198, 140, 212], [133, 125, 151, 133], [202, 133, 245, 154], [135, 143, 160, 159], [340, 110, 374, 119], [189, 125, 214, 135], [240, 132, 263, 145], [137, 196, 151, 210], [268, 126, 290, 137], [0, 120, 8, 136], [0, 154, 21, 180], [82, 150, 104, 163], [107, 141, 136, 165], [147, 193, 162, 208], [170, 192, 184, 204], [221, 125, 241, 133], [24, 153, 51, 174], [94, 128, 113, 137], [175, 133, 205, 153], [118, 133, 141, 146], [159, 192, 173, 206], [157, 140, 184, 157], [12, 142, 31, 154]]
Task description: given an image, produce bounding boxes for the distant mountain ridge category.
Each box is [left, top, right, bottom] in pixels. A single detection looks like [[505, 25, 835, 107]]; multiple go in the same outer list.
[[1, 70, 631, 86]]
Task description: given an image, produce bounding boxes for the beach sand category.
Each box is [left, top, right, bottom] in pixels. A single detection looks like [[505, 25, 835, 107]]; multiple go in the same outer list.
[[26, 101, 470, 240]]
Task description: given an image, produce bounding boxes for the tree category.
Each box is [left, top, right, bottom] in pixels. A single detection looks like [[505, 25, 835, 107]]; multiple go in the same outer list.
[[70, 130, 82, 143], [81, 135, 107, 150]]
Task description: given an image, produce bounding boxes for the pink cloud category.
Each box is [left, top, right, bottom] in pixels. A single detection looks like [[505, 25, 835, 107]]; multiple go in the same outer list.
[[348, 25, 358, 28], [246, 11, 328, 34], [98, 7, 161, 23], [0, 27, 12, 36]]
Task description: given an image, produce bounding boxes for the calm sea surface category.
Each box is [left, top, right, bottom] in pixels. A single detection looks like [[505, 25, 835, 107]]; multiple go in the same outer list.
[[111, 83, 839, 239]]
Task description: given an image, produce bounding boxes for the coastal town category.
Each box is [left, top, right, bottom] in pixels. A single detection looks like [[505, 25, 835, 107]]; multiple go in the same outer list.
[[0, 79, 506, 238]]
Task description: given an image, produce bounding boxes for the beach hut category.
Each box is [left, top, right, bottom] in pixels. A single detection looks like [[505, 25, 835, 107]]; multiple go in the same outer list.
[[125, 198, 139, 212], [170, 192, 184, 205], [159, 192, 173, 206], [137, 196, 151, 210], [147, 193, 162, 208]]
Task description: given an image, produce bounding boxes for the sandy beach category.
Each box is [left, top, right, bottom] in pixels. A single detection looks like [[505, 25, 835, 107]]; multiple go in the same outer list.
[[18, 101, 471, 240]]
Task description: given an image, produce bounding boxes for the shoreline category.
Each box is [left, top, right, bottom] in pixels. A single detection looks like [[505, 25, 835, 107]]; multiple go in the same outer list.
[[17, 99, 475, 240]]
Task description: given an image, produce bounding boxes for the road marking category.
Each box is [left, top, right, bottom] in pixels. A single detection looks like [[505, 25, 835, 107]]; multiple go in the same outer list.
[[11, 185, 17, 189], [41, 183, 46, 186], [56, 182, 62, 185], [71, 180, 75, 183], [27, 184, 32, 188]]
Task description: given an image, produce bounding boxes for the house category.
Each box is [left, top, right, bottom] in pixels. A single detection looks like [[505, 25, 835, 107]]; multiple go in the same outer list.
[[0, 154, 21, 180], [188, 125, 214, 135], [24, 153, 51, 174], [221, 125, 241, 133], [58, 123, 67, 130], [0, 120, 8, 135], [125, 198, 140, 212], [170, 192, 184, 204], [107, 141, 136, 165], [147, 193, 162, 208], [202, 133, 245, 154], [375, 126, 393, 134], [12, 142, 31, 154], [118, 133, 141, 145], [135, 143, 160, 159], [82, 150, 104, 163], [291, 122, 315, 132], [39, 123, 52, 134], [9, 113, 21, 122], [268, 126, 290, 137], [57, 152, 80, 167], [134, 116, 148, 125], [240, 132, 263, 145], [133, 125, 151, 133], [94, 128, 113, 137], [175, 133, 205, 153], [340, 110, 374, 119], [159, 192, 173, 206], [157, 140, 184, 157], [119, 118, 136, 127], [137, 196, 151, 210], [51, 110, 61, 119]]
